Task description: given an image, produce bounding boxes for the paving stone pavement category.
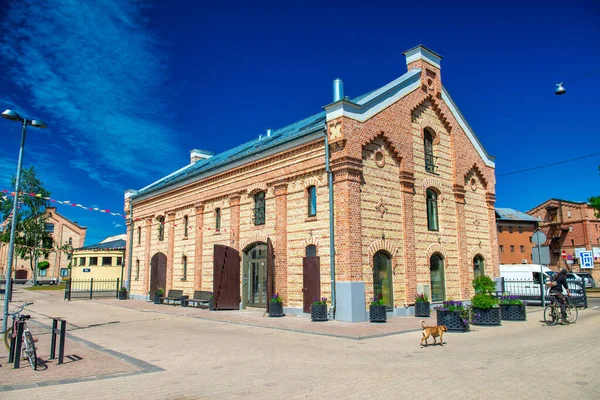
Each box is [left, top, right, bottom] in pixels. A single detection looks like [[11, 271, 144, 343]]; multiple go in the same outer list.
[[1, 288, 599, 399]]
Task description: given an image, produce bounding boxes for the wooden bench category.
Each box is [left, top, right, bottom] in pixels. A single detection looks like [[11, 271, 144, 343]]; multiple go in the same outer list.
[[186, 291, 212, 309], [160, 289, 184, 306]]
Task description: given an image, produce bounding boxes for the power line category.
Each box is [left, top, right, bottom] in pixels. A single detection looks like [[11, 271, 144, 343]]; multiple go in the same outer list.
[[497, 153, 600, 177]]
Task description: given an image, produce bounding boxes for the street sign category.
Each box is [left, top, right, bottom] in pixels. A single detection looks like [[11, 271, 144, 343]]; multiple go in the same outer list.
[[561, 250, 567, 259], [83, 268, 91, 273], [580, 251, 594, 269], [532, 246, 551, 265], [532, 231, 547, 246], [567, 254, 573, 260]]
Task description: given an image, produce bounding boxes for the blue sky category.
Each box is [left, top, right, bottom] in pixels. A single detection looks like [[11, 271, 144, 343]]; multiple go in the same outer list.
[[1, 0, 598, 245]]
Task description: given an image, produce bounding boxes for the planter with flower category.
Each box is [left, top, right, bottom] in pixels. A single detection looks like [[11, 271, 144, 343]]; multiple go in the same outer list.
[[369, 296, 387, 323], [414, 293, 430, 317], [153, 288, 164, 304], [268, 293, 284, 317], [499, 295, 526, 321], [470, 276, 501, 326], [311, 297, 328, 322], [118, 287, 128, 300], [434, 300, 471, 331], [208, 292, 214, 310]]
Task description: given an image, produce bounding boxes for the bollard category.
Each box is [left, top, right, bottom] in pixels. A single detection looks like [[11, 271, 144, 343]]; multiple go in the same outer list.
[[50, 318, 67, 365], [9, 320, 24, 368]]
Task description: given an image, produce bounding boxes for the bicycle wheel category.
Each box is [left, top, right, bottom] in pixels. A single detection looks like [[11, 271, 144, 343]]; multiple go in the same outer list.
[[544, 305, 558, 326], [23, 331, 37, 370], [3, 326, 13, 351], [565, 304, 578, 324]]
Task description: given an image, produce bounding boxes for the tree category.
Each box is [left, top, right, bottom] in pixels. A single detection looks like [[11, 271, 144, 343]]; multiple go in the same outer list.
[[590, 166, 600, 219], [0, 167, 52, 285]]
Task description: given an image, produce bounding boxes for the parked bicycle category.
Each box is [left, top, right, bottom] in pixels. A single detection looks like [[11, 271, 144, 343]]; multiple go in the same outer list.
[[544, 293, 578, 326], [3, 301, 37, 370]]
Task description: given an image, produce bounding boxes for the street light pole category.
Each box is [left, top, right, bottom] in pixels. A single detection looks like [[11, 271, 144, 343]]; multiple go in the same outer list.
[[1, 110, 46, 333]]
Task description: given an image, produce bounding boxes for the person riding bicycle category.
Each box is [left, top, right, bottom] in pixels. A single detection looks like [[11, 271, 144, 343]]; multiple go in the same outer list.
[[549, 268, 571, 324]]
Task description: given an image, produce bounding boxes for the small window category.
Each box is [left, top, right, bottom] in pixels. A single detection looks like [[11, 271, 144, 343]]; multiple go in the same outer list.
[[424, 130, 436, 173], [520, 245, 525, 253], [158, 217, 165, 241], [39, 268, 47, 277], [307, 186, 317, 217], [508, 226, 513, 233], [518, 226, 523, 234], [182, 256, 187, 281], [138, 227, 141, 245], [184, 215, 189, 237], [499, 245, 504, 253], [116, 257, 122, 266], [529, 236, 532, 243], [426, 189, 439, 231], [567, 210, 571, 218], [89, 257, 98, 266], [571, 239, 575, 246], [45, 223, 55, 233], [473, 255, 484, 279], [135, 260, 140, 280], [498, 226, 503, 233], [253, 192, 265, 225], [215, 208, 221, 231], [510, 245, 515, 253], [68, 237, 73, 245], [60, 268, 69, 277], [102, 257, 112, 266], [80, 257, 86, 266]]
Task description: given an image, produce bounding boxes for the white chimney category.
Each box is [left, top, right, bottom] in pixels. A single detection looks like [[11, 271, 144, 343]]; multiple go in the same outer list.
[[402, 45, 443, 70], [190, 149, 214, 163]]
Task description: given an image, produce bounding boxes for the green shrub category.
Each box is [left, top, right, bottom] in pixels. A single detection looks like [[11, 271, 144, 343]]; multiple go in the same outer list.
[[471, 293, 498, 309], [37, 261, 50, 270], [472, 276, 496, 294]]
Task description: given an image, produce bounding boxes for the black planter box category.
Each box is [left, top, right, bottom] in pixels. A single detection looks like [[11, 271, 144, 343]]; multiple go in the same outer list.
[[311, 304, 328, 321], [415, 302, 431, 317], [118, 291, 127, 300], [268, 301, 284, 317], [208, 297, 214, 310], [369, 305, 387, 323], [472, 307, 501, 326], [500, 304, 527, 321], [436, 310, 469, 332], [153, 293, 162, 304]]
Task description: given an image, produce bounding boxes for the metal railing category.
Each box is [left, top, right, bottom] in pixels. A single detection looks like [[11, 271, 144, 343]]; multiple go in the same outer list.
[[498, 278, 587, 308], [64, 278, 121, 301]]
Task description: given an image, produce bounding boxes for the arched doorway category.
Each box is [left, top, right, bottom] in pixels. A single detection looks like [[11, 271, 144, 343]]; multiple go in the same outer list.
[[430, 253, 446, 302], [473, 255, 484, 279], [150, 253, 167, 295], [373, 251, 393, 309], [243, 243, 268, 308], [302, 245, 320, 313], [15, 269, 28, 280]]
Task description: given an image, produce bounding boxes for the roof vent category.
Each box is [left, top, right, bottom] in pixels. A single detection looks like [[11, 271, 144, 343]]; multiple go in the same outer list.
[[333, 78, 344, 102], [266, 129, 272, 137], [190, 149, 214, 163]]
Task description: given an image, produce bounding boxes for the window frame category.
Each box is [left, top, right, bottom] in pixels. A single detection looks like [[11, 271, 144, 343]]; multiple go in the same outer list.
[[89, 257, 98, 266], [426, 189, 439, 231], [183, 215, 189, 237], [424, 130, 436, 173], [215, 208, 221, 231], [158, 217, 165, 241], [253, 191, 266, 225], [307, 186, 317, 217], [102, 257, 112, 266], [182, 255, 187, 281]]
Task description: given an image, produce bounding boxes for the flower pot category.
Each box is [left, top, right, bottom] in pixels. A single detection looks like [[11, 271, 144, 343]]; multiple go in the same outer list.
[[436, 310, 469, 332], [118, 291, 127, 300], [415, 302, 430, 317], [208, 297, 214, 310], [153, 293, 162, 304], [500, 304, 527, 321], [268, 302, 284, 317], [311, 304, 328, 321], [472, 307, 501, 326], [369, 305, 387, 323]]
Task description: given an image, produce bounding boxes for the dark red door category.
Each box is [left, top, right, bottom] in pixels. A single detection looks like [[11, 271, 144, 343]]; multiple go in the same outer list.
[[302, 257, 321, 313], [213, 244, 240, 310], [266, 238, 275, 313], [15, 269, 28, 280], [150, 253, 167, 295]]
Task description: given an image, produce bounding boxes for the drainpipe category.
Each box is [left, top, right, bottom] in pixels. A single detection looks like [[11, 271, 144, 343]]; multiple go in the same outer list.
[[325, 131, 336, 320], [126, 198, 134, 293]]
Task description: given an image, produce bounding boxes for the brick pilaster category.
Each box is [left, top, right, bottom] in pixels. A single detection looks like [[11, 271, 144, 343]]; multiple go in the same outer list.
[[229, 195, 241, 251], [486, 193, 499, 277], [144, 218, 153, 296], [453, 184, 469, 297], [167, 212, 176, 290], [400, 171, 417, 301], [194, 203, 205, 290], [273, 183, 288, 301]]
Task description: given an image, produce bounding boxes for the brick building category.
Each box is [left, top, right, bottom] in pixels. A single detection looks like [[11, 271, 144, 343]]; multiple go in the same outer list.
[[0, 207, 87, 281], [124, 45, 498, 321], [495, 208, 540, 264], [527, 199, 600, 279]]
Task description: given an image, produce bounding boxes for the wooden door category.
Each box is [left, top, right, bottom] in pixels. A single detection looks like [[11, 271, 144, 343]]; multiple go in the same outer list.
[[302, 257, 321, 313], [150, 253, 167, 295], [213, 244, 240, 310], [266, 238, 275, 313]]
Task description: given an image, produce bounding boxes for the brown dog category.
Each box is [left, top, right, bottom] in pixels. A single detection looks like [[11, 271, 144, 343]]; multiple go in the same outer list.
[[420, 320, 447, 347]]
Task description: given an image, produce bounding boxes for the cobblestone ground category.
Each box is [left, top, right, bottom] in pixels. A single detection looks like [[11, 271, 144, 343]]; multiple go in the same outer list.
[[1, 289, 599, 399]]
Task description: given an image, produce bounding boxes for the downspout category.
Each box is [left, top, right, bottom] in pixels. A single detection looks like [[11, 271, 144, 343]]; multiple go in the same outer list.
[[325, 130, 336, 320], [126, 198, 134, 293]]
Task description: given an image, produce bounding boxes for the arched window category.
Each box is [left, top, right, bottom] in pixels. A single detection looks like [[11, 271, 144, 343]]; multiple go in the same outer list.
[[253, 191, 265, 225], [135, 260, 140, 280], [473, 255, 484, 279], [137, 227, 141, 245], [373, 251, 393, 309], [430, 254, 446, 302], [182, 255, 187, 281], [183, 215, 189, 237], [307, 186, 317, 217], [424, 130, 436, 172], [426, 189, 439, 231], [215, 208, 221, 231], [305, 244, 317, 257], [158, 216, 165, 241]]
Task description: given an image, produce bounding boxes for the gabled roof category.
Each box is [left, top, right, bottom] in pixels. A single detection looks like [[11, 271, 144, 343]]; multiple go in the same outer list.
[[74, 239, 125, 251], [496, 208, 541, 222]]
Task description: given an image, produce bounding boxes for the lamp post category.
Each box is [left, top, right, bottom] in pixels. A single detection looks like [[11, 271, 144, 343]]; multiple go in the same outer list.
[[1, 109, 46, 333]]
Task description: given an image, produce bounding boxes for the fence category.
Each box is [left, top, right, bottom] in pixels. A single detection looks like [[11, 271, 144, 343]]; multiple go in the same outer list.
[[499, 278, 587, 308], [64, 278, 121, 301], [0, 279, 13, 302]]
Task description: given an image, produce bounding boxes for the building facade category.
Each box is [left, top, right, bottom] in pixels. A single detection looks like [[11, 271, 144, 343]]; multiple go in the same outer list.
[[527, 199, 600, 279], [71, 234, 126, 281], [0, 207, 86, 281], [496, 208, 540, 264], [125, 45, 498, 321]]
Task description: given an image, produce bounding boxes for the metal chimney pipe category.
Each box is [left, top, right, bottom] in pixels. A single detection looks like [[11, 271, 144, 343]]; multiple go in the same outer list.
[[333, 78, 344, 102], [266, 129, 272, 137]]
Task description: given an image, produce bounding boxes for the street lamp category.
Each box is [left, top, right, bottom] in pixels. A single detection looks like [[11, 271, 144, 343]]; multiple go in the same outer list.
[[555, 83, 566, 96], [1, 109, 46, 333]]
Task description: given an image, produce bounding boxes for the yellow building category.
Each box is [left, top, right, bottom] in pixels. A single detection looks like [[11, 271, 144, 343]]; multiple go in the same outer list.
[[71, 234, 126, 281]]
